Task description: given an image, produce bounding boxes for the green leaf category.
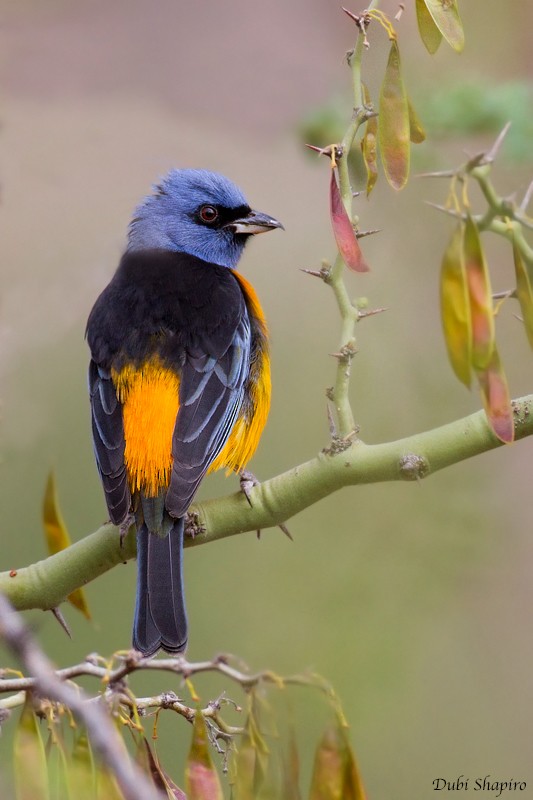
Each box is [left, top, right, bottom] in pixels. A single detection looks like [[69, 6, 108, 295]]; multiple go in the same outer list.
[[422, 0, 464, 53], [415, 0, 442, 53], [440, 222, 472, 387], [42, 471, 91, 620], [464, 215, 495, 371], [69, 730, 97, 800], [185, 712, 223, 800], [378, 40, 410, 190], [512, 237, 533, 350], [475, 347, 514, 444], [47, 733, 72, 800], [14, 697, 49, 800]]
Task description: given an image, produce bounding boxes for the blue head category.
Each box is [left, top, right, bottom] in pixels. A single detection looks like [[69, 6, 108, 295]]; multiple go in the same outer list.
[[127, 169, 283, 269]]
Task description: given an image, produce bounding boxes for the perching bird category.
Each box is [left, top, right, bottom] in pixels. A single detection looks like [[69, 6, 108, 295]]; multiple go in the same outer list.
[[86, 169, 282, 656]]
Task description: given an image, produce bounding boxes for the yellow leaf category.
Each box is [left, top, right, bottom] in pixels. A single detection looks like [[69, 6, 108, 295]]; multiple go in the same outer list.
[[440, 222, 472, 387], [43, 471, 91, 620], [408, 97, 426, 144], [309, 722, 366, 800], [464, 215, 495, 371], [422, 0, 465, 53], [361, 84, 378, 197], [415, 0, 442, 54], [378, 40, 410, 190], [512, 237, 533, 350]]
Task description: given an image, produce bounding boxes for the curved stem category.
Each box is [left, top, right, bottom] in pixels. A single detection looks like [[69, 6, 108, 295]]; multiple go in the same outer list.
[[2, 395, 532, 611]]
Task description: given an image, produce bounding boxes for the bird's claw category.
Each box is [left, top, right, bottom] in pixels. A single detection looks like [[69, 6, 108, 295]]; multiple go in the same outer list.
[[119, 513, 135, 548], [185, 511, 206, 540]]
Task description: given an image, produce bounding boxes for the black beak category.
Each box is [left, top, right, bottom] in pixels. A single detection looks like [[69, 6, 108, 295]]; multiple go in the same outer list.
[[224, 209, 284, 235]]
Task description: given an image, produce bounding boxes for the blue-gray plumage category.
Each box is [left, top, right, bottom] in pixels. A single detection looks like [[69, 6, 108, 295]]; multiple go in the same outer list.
[[87, 169, 282, 657], [128, 169, 281, 268]]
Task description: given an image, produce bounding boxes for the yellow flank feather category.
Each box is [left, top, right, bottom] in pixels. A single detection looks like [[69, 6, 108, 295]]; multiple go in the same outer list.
[[209, 271, 272, 475], [112, 360, 180, 497], [209, 348, 271, 474]]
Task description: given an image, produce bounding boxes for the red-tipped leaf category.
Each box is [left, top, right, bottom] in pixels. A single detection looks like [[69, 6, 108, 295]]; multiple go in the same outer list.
[[476, 347, 514, 444], [330, 170, 370, 272], [185, 712, 223, 800]]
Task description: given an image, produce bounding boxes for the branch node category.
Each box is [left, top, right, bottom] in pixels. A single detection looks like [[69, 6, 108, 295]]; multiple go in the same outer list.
[[398, 453, 430, 481], [330, 340, 358, 363]]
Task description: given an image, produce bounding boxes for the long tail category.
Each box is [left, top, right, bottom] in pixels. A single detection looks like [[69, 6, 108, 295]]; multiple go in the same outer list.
[[133, 518, 188, 657]]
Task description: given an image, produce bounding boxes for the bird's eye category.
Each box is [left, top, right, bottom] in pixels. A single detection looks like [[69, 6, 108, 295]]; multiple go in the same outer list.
[[199, 205, 219, 224]]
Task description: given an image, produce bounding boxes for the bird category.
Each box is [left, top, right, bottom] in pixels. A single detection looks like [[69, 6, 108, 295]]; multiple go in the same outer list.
[[86, 169, 282, 657]]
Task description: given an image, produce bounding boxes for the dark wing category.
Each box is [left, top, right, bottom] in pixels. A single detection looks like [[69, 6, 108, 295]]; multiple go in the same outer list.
[[166, 309, 251, 518], [88, 360, 130, 525]]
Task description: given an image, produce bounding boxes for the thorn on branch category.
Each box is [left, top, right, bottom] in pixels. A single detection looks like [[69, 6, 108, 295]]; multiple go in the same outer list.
[[300, 266, 332, 283], [341, 7, 371, 48], [357, 306, 388, 321], [330, 340, 358, 363], [51, 607, 72, 639], [355, 228, 381, 239], [519, 180, 533, 214]]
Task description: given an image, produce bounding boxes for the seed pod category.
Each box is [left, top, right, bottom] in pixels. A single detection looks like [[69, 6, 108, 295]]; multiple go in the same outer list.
[[440, 222, 472, 387], [378, 40, 410, 190]]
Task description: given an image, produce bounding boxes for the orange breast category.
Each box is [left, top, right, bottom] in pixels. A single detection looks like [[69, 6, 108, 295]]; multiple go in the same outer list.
[[112, 360, 180, 497]]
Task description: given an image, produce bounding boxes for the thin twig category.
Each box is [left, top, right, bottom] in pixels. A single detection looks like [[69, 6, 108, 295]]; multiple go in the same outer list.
[[0, 593, 161, 800]]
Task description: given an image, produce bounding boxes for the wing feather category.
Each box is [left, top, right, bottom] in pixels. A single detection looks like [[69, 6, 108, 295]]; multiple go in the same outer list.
[[166, 308, 251, 517], [88, 360, 130, 525]]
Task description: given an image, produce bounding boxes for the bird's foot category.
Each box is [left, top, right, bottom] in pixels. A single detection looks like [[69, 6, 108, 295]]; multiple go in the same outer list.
[[239, 470, 293, 541], [119, 513, 135, 548], [185, 510, 206, 540]]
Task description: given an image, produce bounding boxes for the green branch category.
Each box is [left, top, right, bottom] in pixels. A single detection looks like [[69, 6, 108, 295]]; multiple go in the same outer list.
[[3, 396, 533, 612]]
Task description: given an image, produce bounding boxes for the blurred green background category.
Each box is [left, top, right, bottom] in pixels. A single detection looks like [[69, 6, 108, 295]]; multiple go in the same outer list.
[[2, 0, 533, 796]]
